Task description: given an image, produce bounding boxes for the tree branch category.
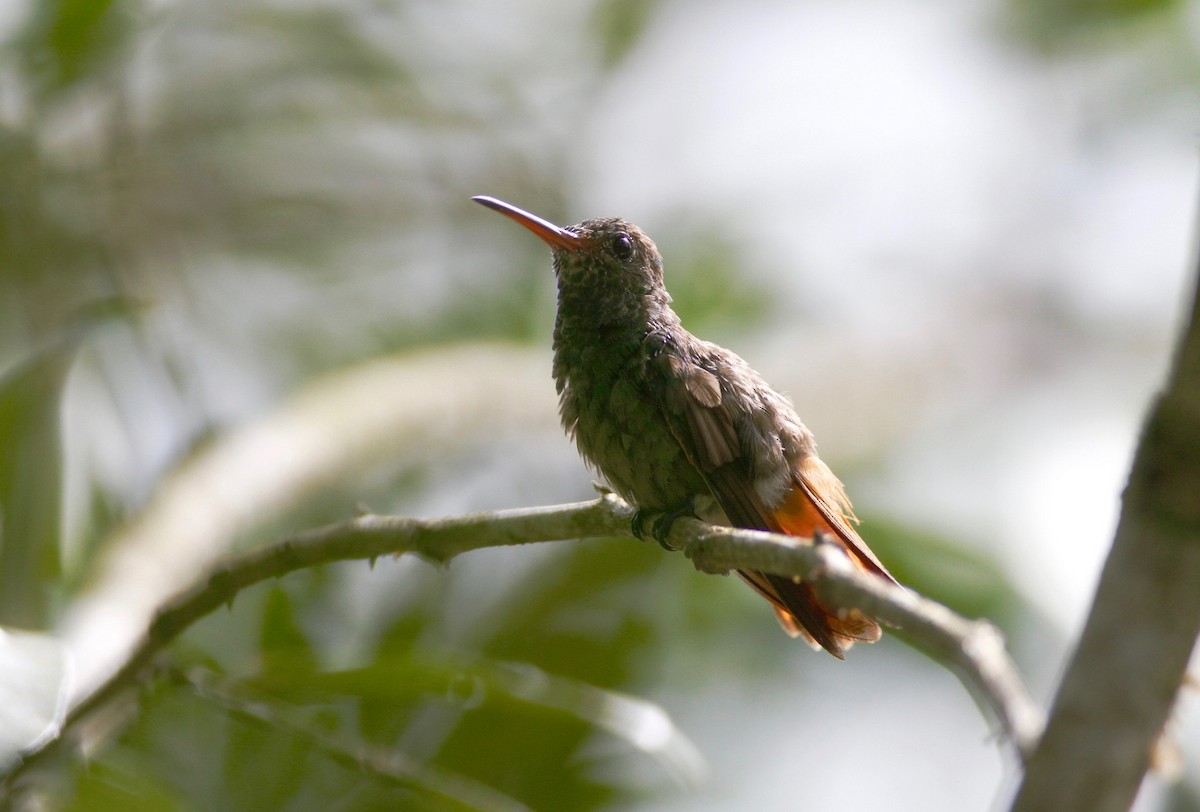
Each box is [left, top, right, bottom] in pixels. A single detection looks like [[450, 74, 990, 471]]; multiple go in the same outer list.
[[6, 491, 1040, 792], [1010, 210, 1200, 812], [58, 345, 557, 708], [667, 518, 1044, 758]]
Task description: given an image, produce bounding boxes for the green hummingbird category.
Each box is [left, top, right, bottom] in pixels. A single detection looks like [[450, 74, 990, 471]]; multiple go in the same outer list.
[[474, 195, 898, 657]]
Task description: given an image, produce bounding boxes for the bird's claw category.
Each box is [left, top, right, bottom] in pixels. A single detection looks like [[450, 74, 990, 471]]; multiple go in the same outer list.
[[632, 504, 694, 551]]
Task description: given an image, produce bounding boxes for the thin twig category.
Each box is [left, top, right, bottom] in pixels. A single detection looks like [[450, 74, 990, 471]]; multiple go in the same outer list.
[[665, 519, 1043, 758], [69, 495, 634, 730], [6, 492, 1041, 791]]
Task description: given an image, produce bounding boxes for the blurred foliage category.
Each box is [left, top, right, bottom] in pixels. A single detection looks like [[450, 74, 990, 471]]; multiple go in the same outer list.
[[0, 337, 70, 628], [591, 0, 664, 69], [862, 516, 1022, 627], [1004, 0, 1189, 52], [662, 230, 772, 336], [1163, 780, 1200, 812], [44, 546, 682, 809], [0, 302, 134, 627], [5, 0, 1176, 808], [17, 0, 133, 95]]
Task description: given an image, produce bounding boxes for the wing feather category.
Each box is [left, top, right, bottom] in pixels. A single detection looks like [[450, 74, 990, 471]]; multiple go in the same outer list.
[[653, 349, 893, 657]]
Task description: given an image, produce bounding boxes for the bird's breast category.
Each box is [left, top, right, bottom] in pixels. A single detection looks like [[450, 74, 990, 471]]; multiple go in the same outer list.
[[553, 336, 708, 510]]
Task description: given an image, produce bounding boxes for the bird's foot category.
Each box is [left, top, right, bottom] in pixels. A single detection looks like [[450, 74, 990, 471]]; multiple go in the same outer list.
[[632, 503, 695, 551]]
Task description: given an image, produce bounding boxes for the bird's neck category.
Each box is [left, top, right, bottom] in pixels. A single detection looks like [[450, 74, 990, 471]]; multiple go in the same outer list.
[[553, 286, 679, 353], [554, 273, 674, 331], [552, 304, 689, 431]]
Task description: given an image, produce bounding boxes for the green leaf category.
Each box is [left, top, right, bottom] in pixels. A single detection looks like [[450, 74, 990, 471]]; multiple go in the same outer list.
[[61, 759, 187, 812], [1005, 0, 1184, 52], [590, 0, 662, 69], [18, 0, 133, 95], [71, 678, 520, 812], [0, 341, 73, 627], [0, 299, 135, 627], [258, 586, 318, 679]]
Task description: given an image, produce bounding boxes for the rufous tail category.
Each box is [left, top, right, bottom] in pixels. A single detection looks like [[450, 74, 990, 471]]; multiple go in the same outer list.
[[739, 456, 897, 658]]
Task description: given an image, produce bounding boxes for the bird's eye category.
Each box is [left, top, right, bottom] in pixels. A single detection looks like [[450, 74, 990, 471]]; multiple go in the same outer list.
[[611, 233, 634, 260]]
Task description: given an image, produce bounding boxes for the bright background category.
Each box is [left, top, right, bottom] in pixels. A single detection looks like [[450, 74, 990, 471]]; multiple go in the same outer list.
[[1, 0, 1198, 809]]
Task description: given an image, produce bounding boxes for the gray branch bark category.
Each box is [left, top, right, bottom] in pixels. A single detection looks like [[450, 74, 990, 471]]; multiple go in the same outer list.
[[6, 492, 1040, 794], [1010, 212, 1200, 812]]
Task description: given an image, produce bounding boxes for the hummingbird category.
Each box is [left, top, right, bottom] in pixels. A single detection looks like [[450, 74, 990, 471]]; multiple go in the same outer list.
[[473, 195, 898, 657]]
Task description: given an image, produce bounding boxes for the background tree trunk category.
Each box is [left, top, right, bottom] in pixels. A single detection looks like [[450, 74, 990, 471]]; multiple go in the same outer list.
[[1012, 222, 1200, 811]]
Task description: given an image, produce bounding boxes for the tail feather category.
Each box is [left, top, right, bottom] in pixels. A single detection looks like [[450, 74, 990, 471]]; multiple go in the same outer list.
[[698, 455, 896, 657], [738, 570, 881, 659], [784, 456, 895, 581], [754, 456, 898, 655], [737, 570, 876, 658]]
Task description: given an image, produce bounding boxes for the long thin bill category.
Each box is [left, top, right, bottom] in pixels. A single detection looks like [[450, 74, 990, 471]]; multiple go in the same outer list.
[[472, 196, 581, 251]]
